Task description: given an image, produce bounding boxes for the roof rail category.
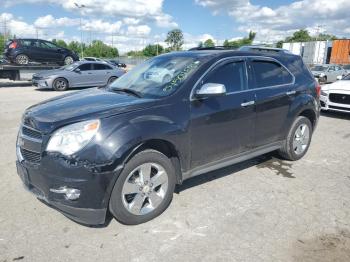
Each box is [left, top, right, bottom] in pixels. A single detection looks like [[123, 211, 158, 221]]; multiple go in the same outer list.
[[238, 45, 292, 54], [188, 46, 237, 51]]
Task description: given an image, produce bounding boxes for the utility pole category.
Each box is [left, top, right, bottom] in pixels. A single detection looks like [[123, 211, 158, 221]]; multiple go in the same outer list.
[[74, 2, 86, 58]]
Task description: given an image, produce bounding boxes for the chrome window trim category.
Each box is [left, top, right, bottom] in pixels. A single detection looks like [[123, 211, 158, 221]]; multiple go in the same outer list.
[[190, 55, 296, 101]]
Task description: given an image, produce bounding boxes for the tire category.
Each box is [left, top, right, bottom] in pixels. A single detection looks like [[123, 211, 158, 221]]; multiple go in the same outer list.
[[15, 54, 29, 65], [53, 78, 69, 91], [63, 56, 74, 65], [320, 76, 327, 83], [109, 149, 176, 225], [278, 116, 313, 161], [107, 76, 117, 85]]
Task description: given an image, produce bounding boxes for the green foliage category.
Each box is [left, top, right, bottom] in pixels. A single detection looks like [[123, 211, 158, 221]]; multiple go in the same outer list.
[[52, 39, 68, 48], [165, 29, 184, 51], [142, 44, 164, 57], [0, 34, 5, 54], [285, 29, 312, 42], [203, 39, 215, 47], [84, 40, 119, 58], [126, 50, 144, 57], [68, 41, 81, 54], [223, 31, 256, 48], [316, 33, 337, 41]]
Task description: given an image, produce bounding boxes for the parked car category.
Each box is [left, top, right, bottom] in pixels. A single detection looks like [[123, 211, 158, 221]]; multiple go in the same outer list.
[[32, 61, 125, 91], [106, 59, 127, 68], [143, 63, 176, 83], [320, 74, 350, 113], [311, 64, 347, 83], [16, 47, 320, 225], [3, 39, 79, 65]]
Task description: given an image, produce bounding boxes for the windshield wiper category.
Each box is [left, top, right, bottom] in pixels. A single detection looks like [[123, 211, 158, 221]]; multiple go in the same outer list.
[[110, 87, 142, 98]]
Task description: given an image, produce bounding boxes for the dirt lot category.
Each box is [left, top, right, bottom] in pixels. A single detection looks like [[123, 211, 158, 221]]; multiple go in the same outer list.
[[1, 86, 350, 262]]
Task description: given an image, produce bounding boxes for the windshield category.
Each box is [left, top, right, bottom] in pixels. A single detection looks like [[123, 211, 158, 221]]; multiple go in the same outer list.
[[343, 65, 350, 70], [60, 63, 79, 71], [311, 65, 327, 71], [109, 55, 202, 98]]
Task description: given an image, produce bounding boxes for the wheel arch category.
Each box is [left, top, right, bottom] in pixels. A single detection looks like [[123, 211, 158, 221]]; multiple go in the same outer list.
[[121, 139, 183, 185]]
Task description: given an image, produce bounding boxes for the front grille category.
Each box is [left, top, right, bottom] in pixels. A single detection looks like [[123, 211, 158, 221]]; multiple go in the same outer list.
[[20, 148, 41, 163], [19, 124, 43, 163], [22, 126, 42, 140], [329, 93, 350, 105], [329, 105, 350, 112]]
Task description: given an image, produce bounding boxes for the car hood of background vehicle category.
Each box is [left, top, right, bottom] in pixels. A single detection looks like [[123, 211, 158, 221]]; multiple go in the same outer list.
[[24, 88, 157, 132], [322, 80, 350, 92]]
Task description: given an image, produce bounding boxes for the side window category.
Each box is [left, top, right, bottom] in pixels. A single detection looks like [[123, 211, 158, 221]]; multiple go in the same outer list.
[[328, 66, 335, 72], [39, 41, 57, 49], [93, 64, 111, 70], [251, 60, 293, 88], [78, 63, 92, 71], [21, 40, 32, 47], [203, 61, 246, 93]]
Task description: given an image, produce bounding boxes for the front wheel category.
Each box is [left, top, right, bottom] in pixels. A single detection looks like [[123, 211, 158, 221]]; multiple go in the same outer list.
[[63, 56, 74, 65], [109, 150, 176, 225], [107, 76, 117, 85], [278, 116, 313, 161], [53, 78, 69, 91]]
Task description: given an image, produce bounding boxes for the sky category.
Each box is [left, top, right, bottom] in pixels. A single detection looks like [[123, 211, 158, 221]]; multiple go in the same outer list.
[[1, 0, 350, 54]]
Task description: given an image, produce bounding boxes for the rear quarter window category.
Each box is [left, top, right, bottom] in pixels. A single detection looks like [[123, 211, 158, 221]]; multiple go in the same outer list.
[[251, 60, 293, 88]]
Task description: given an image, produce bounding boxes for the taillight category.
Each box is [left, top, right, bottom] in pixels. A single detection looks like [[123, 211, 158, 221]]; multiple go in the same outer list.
[[9, 41, 18, 49], [315, 81, 321, 97]]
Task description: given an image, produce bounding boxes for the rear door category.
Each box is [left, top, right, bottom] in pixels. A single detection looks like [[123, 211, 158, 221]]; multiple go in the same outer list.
[[190, 58, 256, 168], [92, 63, 114, 86], [248, 58, 295, 147]]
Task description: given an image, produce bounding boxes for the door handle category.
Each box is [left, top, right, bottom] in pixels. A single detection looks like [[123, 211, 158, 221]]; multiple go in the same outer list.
[[286, 90, 296, 95], [241, 101, 255, 107]]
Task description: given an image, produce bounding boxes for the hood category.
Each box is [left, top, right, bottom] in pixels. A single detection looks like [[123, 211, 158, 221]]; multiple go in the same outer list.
[[23, 88, 157, 133], [311, 70, 325, 75], [322, 80, 350, 92]]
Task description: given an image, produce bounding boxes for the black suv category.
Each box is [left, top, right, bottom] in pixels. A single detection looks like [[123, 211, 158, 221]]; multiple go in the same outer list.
[[16, 47, 320, 225], [4, 39, 79, 65]]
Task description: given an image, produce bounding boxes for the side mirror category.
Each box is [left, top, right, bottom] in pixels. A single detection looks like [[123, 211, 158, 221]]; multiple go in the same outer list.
[[337, 75, 343, 80], [195, 83, 226, 98], [74, 68, 81, 73]]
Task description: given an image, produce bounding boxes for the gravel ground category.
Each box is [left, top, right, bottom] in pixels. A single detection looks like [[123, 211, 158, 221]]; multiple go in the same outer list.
[[0, 86, 350, 262]]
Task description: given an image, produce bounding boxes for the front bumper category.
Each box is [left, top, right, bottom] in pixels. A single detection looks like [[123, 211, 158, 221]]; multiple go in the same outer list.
[[16, 146, 119, 225], [32, 78, 54, 89], [320, 94, 350, 113]]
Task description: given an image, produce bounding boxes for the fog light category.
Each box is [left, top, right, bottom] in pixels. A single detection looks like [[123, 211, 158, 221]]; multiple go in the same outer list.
[[50, 186, 81, 200]]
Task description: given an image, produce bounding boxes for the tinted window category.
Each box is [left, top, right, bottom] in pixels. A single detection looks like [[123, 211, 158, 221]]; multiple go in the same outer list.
[[78, 63, 92, 71], [93, 63, 112, 70], [251, 60, 293, 88], [203, 61, 246, 93], [21, 40, 34, 47], [39, 41, 57, 49]]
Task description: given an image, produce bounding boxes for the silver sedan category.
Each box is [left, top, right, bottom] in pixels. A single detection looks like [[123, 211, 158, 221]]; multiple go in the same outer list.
[[32, 61, 125, 91]]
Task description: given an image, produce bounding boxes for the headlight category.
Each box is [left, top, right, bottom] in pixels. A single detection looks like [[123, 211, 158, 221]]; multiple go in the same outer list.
[[321, 90, 328, 96], [46, 119, 100, 156], [319, 73, 325, 77]]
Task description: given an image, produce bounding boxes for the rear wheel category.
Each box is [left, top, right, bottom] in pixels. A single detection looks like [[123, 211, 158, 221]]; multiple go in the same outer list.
[[15, 54, 29, 65], [278, 116, 312, 161], [53, 78, 69, 91], [109, 150, 176, 225], [107, 76, 117, 85]]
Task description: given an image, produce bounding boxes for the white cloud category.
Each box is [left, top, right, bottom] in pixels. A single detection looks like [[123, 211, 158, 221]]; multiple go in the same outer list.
[[3, 0, 177, 29], [0, 13, 37, 37], [82, 20, 123, 34], [127, 25, 151, 36], [34, 15, 80, 28], [123, 17, 140, 25], [196, 0, 350, 41]]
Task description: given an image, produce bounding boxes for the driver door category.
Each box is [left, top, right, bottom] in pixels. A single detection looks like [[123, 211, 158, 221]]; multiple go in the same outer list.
[[71, 63, 96, 87], [189, 58, 256, 168]]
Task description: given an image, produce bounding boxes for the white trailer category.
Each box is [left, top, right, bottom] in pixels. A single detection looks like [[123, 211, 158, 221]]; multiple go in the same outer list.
[[302, 41, 332, 65], [282, 42, 303, 55]]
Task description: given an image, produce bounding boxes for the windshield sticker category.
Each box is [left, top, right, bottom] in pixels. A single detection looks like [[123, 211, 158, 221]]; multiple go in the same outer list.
[[163, 61, 200, 92]]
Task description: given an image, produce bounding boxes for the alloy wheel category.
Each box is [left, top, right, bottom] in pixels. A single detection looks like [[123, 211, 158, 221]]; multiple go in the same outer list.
[[293, 123, 310, 155], [64, 56, 74, 65], [16, 55, 29, 65], [121, 162, 169, 216], [55, 79, 67, 90]]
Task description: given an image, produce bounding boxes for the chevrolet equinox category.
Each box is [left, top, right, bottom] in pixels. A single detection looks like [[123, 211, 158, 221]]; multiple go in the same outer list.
[[16, 47, 320, 225]]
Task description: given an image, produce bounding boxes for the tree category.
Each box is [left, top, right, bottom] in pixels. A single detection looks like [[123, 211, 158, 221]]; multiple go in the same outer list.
[[165, 29, 184, 51], [0, 34, 5, 54], [142, 44, 164, 57], [223, 31, 256, 48], [203, 39, 215, 47], [285, 29, 312, 42], [316, 33, 337, 41]]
